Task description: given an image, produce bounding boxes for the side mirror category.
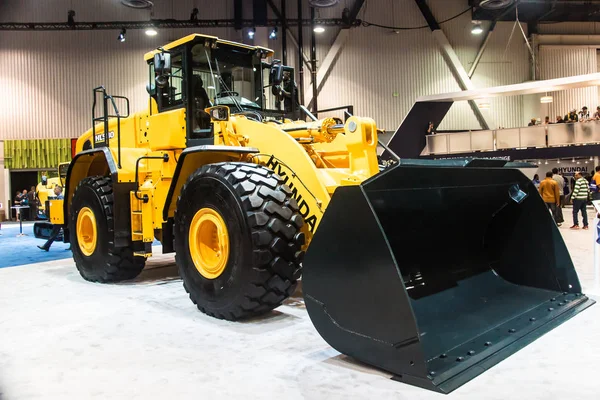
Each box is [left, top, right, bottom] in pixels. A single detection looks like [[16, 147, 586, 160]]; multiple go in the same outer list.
[[207, 106, 230, 122], [269, 62, 283, 85], [154, 52, 171, 75], [154, 52, 171, 88]]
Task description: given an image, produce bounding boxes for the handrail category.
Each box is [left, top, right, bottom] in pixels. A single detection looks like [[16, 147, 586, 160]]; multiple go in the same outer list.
[[425, 120, 600, 155], [91, 87, 130, 169]]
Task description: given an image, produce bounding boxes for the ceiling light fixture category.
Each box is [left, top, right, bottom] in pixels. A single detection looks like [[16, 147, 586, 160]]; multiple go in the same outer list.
[[269, 27, 278, 40], [313, 25, 325, 33], [248, 27, 256, 39], [471, 21, 483, 35], [145, 26, 158, 36], [118, 28, 126, 42], [540, 95, 553, 104]]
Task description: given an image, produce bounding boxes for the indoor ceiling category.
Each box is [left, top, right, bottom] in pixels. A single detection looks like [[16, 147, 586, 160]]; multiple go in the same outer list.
[[470, 0, 600, 23]]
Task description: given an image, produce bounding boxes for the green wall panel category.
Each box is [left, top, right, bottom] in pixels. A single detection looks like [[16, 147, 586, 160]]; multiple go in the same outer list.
[[4, 139, 72, 170]]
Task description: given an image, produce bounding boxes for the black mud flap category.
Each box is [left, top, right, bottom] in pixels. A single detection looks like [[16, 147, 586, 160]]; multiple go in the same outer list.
[[302, 160, 594, 394]]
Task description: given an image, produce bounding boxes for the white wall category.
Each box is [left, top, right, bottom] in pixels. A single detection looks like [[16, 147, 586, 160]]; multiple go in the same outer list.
[[0, 0, 585, 141], [538, 46, 598, 119]]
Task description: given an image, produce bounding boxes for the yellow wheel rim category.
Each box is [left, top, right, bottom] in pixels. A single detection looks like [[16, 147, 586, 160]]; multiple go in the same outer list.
[[189, 207, 230, 279], [76, 207, 98, 256]]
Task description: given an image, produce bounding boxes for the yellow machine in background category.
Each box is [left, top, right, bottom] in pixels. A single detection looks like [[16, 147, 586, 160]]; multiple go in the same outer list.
[[37, 162, 69, 214], [47, 34, 594, 393]]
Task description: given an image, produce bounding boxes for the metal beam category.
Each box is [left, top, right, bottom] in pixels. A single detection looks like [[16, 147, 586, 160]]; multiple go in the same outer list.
[[468, 21, 495, 78], [298, 0, 305, 106], [415, 0, 492, 130], [281, 0, 287, 65], [310, 7, 318, 112], [304, 0, 366, 109], [431, 30, 492, 130], [0, 18, 352, 31], [266, 0, 311, 71]]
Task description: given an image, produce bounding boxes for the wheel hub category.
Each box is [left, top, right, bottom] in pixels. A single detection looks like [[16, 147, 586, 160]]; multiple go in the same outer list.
[[76, 207, 98, 256], [189, 208, 230, 279]]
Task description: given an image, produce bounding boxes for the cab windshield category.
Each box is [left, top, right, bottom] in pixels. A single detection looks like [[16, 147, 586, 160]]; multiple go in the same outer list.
[[190, 44, 263, 112]]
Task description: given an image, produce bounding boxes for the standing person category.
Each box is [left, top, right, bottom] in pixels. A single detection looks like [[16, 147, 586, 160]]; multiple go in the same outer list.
[[20, 189, 29, 221], [37, 186, 64, 251], [427, 121, 436, 135], [565, 109, 579, 123], [543, 116, 551, 125], [552, 168, 565, 207], [594, 106, 600, 120], [539, 171, 561, 225], [13, 190, 23, 221], [532, 174, 541, 188], [579, 106, 590, 121], [27, 186, 38, 220], [280, 70, 298, 113], [563, 174, 571, 205], [551, 168, 565, 224], [592, 166, 600, 201], [570, 172, 590, 230]]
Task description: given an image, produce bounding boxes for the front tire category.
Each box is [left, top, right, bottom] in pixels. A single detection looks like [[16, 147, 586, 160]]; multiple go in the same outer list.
[[70, 176, 146, 282], [174, 162, 305, 320]]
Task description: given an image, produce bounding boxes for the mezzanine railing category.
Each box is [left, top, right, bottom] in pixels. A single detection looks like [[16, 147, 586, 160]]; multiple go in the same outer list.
[[425, 120, 600, 155]]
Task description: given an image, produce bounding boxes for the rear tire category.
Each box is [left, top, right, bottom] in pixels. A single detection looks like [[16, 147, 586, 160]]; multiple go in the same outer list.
[[70, 176, 146, 282], [174, 162, 305, 320]]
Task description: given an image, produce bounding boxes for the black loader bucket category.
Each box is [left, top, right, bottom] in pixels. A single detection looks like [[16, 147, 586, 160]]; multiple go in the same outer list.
[[303, 159, 594, 394]]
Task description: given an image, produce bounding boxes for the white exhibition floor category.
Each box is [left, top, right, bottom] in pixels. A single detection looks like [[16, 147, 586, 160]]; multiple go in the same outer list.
[[2, 211, 600, 399]]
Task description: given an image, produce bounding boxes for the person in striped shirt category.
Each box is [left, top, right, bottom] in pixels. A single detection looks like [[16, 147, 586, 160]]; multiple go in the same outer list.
[[570, 172, 590, 230]]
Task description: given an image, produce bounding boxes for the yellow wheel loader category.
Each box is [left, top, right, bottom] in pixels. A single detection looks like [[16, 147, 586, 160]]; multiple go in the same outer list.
[[36, 162, 69, 212], [48, 34, 593, 393]]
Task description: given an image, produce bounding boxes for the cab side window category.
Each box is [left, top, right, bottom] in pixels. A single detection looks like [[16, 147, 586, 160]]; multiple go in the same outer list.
[[155, 52, 185, 111]]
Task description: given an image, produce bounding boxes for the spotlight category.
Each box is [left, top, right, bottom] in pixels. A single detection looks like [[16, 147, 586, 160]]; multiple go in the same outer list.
[[190, 7, 199, 21], [545, 160, 548, 165], [118, 28, 126, 42], [269, 27, 278, 40], [557, 159, 561, 164], [145, 27, 158, 36], [590, 156, 594, 161], [572, 158, 576, 163], [471, 21, 483, 35], [67, 10, 76, 26], [313, 25, 325, 33], [248, 28, 256, 39]]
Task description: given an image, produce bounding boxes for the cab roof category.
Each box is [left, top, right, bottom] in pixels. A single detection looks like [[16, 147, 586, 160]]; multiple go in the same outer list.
[[143, 33, 274, 61]]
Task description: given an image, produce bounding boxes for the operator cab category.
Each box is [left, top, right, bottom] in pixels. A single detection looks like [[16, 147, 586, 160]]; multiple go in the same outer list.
[[144, 34, 299, 146]]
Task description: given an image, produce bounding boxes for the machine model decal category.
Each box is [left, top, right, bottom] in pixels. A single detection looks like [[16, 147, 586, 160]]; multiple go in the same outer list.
[[94, 130, 114, 143]]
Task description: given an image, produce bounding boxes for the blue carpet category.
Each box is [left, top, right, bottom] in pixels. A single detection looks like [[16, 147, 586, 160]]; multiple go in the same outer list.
[[0, 222, 72, 269], [0, 222, 162, 269]]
